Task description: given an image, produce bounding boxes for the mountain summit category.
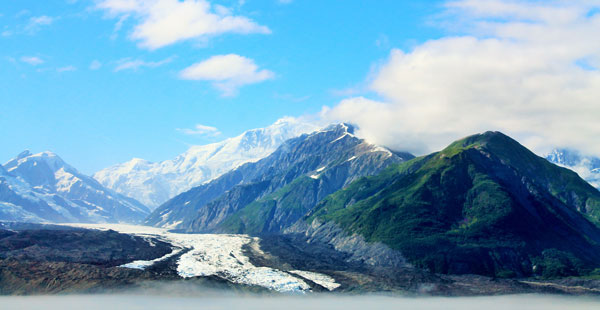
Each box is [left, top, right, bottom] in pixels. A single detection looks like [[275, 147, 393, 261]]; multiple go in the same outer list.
[[94, 117, 320, 208], [0, 151, 149, 223], [145, 123, 413, 232]]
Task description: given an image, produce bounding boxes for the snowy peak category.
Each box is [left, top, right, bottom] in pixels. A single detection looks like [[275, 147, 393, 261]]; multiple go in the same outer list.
[[0, 150, 149, 224], [146, 120, 412, 231], [94, 117, 320, 209], [4, 151, 76, 188], [546, 148, 600, 189]]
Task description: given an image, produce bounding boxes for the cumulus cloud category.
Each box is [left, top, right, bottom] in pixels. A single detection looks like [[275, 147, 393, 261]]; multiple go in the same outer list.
[[177, 124, 221, 136], [114, 57, 173, 72], [96, 0, 271, 49], [20, 56, 44, 66], [179, 54, 274, 96], [322, 0, 600, 157]]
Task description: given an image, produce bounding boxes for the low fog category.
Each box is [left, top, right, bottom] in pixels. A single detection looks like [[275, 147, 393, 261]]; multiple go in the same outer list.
[[1, 294, 599, 310]]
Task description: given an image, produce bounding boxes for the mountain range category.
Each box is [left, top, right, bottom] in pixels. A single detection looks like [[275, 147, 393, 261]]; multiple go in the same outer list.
[[3, 125, 600, 295], [0, 151, 149, 223], [145, 123, 414, 232], [546, 148, 600, 190], [94, 117, 319, 209]]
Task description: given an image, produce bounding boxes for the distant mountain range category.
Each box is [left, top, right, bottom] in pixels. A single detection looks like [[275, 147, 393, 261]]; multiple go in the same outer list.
[[0, 151, 149, 223], [546, 148, 600, 190], [145, 123, 414, 232], [94, 117, 319, 209]]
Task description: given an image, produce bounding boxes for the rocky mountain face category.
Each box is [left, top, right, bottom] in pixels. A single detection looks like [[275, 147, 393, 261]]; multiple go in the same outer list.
[[146, 124, 413, 233], [302, 132, 600, 278], [94, 118, 319, 209], [546, 148, 600, 190], [0, 151, 149, 223]]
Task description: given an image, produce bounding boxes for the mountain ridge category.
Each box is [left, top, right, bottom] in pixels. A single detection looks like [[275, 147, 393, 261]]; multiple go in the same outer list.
[[146, 123, 413, 233], [301, 131, 600, 278], [546, 148, 600, 190], [0, 151, 149, 223], [94, 117, 320, 209]]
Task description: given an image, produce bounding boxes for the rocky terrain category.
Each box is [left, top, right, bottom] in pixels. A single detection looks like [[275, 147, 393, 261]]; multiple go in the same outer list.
[[1, 222, 599, 296]]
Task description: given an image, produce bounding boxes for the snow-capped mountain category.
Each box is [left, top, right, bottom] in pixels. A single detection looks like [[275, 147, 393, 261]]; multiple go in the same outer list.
[[0, 150, 149, 223], [94, 117, 320, 209], [146, 123, 413, 232], [546, 148, 600, 189]]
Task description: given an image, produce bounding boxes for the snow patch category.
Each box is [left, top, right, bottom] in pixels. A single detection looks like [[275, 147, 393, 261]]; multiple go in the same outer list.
[[289, 270, 340, 291], [330, 133, 349, 143], [163, 220, 182, 229], [120, 248, 182, 270]]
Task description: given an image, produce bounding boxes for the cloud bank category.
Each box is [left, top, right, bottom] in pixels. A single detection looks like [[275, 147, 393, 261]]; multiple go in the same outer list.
[[321, 0, 600, 157], [96, 0, 271, 49], [180, 54, 274, 96]]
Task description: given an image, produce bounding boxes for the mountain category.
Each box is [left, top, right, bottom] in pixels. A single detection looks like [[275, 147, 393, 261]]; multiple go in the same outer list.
[[146, 123, 414, 233], [546, 148, 600, 189], [94, 117, 319, 209], [302, 131, 600, 278], [0, 151, 149, 223]]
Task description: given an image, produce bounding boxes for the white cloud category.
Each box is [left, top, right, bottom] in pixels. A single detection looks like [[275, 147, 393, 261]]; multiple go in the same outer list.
[[96, 0, 270, 49], [89, 60, 102, 70], [321, 0, 600, 157], [177, 124, 221, 136], [57, 65, 77, 72], [114, 57, 173, 72], [25, 15, 54, 33], [20, 56, 44, 66], [179, 54, 274, 96]]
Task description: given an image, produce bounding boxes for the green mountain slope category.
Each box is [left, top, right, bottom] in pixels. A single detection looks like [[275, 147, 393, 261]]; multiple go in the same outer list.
[[307, 131, 600, 278]]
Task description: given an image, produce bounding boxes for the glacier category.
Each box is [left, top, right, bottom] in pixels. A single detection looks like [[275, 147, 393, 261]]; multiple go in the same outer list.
[[64, 223, 339, 293]]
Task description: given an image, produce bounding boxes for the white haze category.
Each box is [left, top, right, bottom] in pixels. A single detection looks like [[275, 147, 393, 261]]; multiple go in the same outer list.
[[320, 0, 600, 158], [1, 294, 599, 310]]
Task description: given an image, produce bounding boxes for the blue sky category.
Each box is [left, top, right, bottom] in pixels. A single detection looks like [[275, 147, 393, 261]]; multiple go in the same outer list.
[[1, 0, 444, 173], [2, 0, 600, 174]]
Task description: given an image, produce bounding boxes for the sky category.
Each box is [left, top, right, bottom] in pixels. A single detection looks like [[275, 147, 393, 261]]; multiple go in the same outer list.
[[1, 0, 599, 174]]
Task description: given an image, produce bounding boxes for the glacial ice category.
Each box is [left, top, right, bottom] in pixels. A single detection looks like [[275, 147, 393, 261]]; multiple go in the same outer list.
[[63, 224, 337, 293]]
